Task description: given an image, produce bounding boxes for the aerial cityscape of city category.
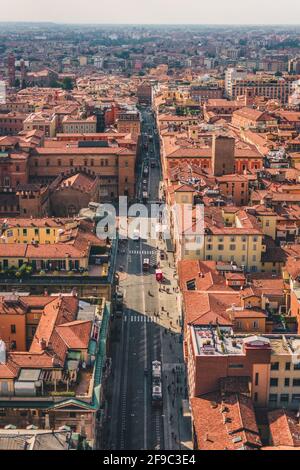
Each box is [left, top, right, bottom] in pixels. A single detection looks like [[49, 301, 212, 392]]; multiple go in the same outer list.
[[1, 0, 300, 458]]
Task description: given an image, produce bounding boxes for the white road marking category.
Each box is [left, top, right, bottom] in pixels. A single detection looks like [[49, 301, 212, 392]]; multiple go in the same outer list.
[[123, 315, 155, 323]]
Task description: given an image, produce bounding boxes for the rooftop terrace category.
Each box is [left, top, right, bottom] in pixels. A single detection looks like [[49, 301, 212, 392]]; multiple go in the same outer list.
[[192, 326, 300, 358]]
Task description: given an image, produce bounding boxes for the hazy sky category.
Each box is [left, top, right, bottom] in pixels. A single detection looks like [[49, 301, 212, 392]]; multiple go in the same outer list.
[[1, 0, 300, 25]]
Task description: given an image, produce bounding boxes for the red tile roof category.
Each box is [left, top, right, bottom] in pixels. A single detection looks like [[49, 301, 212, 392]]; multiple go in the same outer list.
[[30, 296, 78, 355], [268, 409, 300, 448], [191, 392, 262, 450], [55, 321, 91, 350]]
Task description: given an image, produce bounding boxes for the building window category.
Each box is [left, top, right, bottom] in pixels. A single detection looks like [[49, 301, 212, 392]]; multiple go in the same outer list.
[[285, 378, 290, 387], [269, 394, 278, 405], [218, 244, 224, 251], [285, 362, 291, 370], [280, 394, 289, 403], [293, 379, 300, 387], [292, 394, 300, 404], [294, 362, 300, 370], [270, 378, 278, 387], [271, 362, 279, 371], [255, 372, 259, 386], [228, 364, 244, 369], [11, 324, 16, 334]]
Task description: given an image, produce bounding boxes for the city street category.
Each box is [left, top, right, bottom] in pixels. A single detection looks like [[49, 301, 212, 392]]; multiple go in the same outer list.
[[104, 108, 192, 450]]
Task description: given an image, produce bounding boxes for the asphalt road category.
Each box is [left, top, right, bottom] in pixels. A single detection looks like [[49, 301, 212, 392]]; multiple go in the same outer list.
[[104, 107, 187, 450]]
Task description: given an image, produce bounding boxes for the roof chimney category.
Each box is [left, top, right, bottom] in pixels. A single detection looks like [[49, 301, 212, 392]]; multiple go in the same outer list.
[[39, 338, 47, 351]]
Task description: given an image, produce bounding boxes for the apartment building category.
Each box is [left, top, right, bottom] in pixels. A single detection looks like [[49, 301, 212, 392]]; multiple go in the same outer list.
[[0, 294, 111, 448], [225, 69, 294, 104], [186, 326, 300, 411], [116, 110, 141, 141], [137, 82, 153, 106], [0, 113, 27, 136], [231, 107, 277, 130], [190, 84, 223, 104], [163, 136, 263, 176], [62, 116, 97, 134], [29, 142, 136, 200], [178, 258, 286, 336], [23, 112, 57, 138], [0, 217, 115, 299], [177, 207, 265, 272]]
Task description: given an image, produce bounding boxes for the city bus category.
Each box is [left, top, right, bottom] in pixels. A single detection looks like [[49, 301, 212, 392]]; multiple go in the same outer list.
[[151, 360, 162, 406]]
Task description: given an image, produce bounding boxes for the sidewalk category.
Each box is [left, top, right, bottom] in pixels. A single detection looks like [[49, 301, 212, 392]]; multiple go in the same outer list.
[[156, 239, 193, 450]]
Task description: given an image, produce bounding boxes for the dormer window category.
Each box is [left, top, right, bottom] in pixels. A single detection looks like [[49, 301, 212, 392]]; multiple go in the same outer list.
[[186, 279, 196, 291]]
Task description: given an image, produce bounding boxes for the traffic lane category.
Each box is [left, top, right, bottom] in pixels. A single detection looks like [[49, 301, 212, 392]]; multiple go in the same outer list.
[[125, 314, 149, 450], [125, 239, 151, 449]]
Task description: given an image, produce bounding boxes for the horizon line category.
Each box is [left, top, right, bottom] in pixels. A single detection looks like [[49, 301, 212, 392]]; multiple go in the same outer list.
[[1, 21, 300, 26]]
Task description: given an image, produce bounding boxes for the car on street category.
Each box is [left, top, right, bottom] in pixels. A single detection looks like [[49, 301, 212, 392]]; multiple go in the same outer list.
[[143, 258, 150, 271]]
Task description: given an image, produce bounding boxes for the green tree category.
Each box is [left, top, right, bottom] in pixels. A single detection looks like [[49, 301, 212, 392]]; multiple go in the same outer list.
[[62, 77, 74, 91], [50, 79, 60, 88]]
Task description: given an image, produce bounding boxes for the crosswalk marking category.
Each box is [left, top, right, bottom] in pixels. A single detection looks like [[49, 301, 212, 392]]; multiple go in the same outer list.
[[129, 250, 157, 255], [124, 315, 156, 323]]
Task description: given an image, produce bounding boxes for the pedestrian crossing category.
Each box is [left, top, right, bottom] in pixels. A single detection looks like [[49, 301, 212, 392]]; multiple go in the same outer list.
[[129, 249, 157, 255], [123, 314, 157, 323]]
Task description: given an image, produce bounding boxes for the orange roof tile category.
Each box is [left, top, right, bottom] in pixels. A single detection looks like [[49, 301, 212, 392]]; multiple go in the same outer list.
[[191, 392, 262, 450]]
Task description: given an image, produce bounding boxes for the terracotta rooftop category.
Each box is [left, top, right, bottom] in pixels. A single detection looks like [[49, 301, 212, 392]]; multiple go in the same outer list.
[[191, 392, 262, 450], [268, 409, 300, 448]]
